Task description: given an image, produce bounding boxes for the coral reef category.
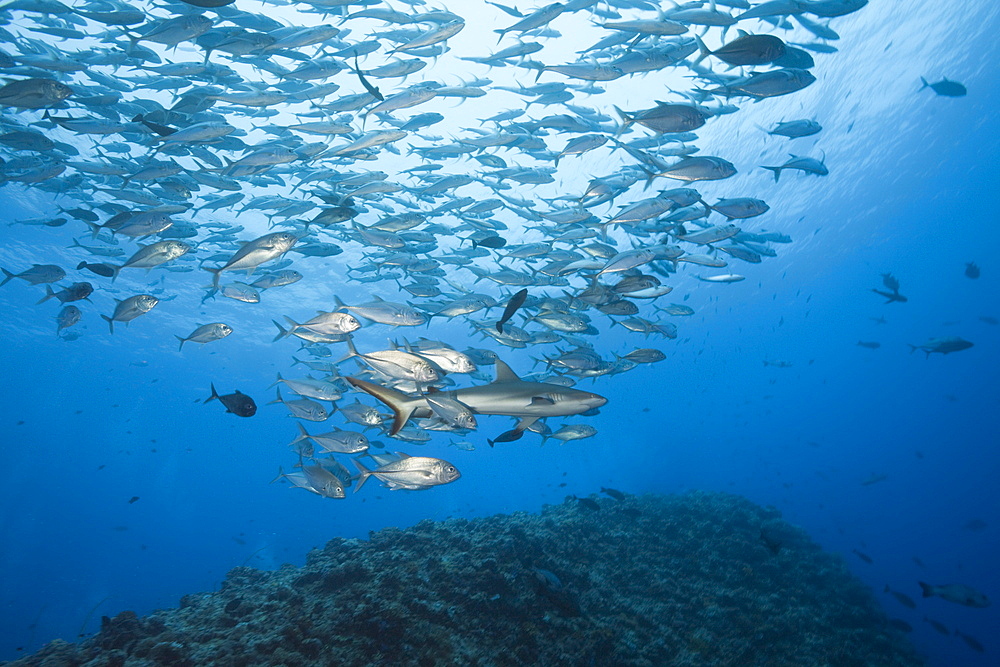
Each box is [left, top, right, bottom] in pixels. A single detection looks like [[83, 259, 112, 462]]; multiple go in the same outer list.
[[3, 492, 924, 666]]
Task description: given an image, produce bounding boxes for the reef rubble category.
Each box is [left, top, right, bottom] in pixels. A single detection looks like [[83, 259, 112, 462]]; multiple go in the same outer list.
[[3, 491, 924, 666]]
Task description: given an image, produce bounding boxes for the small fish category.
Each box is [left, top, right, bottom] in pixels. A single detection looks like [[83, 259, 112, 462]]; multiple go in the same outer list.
[[954, 629, 985, 653], [128, 496, 140, 504], [353, 453, 460, 492], [920, 76, 966, 97], [488, 428, 525, 447], [852, 549, 873, 564], [76, 261, 116, 278], [856, 341, 881, 349], [600, 487, 626, 501], [918, 581, 991, 607], [204, 383, 257, 417], [2, 264, 65, 286], [923, 617, 950, 636], [884, 585, 916, 609], [964, 262, 980, 279], [352, 56, 384, 102], [176, 323, 232, 350], [497, 288, 528, 333], [908, 337, 973, 358]]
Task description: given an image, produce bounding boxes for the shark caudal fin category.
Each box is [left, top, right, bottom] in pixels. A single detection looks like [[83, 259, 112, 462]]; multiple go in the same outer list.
[[345, 376, 422, 436]]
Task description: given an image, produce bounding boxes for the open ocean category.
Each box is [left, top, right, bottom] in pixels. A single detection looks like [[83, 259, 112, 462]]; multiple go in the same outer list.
[[0, 0, 997, 665]]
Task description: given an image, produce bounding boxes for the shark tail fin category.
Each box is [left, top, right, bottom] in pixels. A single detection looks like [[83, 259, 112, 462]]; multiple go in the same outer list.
[[345, 376, 419, 436]]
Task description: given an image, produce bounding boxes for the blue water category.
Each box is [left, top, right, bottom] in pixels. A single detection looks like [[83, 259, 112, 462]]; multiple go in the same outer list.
[[1, 1, 998, 665]]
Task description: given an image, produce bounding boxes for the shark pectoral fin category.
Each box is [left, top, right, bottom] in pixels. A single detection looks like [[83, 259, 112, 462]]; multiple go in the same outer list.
[[515, 416, 539, 431]]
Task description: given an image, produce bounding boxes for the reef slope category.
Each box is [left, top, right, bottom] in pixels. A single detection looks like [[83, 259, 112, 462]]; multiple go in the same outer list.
[[4, 492, 923, 666]]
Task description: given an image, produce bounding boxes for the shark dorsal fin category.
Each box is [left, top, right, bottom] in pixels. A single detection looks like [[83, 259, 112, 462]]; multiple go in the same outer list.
[[493, 359, 521, 383]]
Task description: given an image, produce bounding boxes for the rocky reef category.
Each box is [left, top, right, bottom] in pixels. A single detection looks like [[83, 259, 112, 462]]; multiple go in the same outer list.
[[3, 491, 924, 667]]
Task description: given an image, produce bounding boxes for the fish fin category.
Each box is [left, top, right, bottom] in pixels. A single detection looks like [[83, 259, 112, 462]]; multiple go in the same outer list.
[[269, 466, 287, 484], [272, 319, 290, 342], [36, 285, 56, 304], [516, 416, 539, 431], [492, 358, 521, 383], [268, 387, 284, 405], [101, 314, 114, 334], [351, 459, 373, 493], [918, 581, 934, 597], [345, 376, 419, 436], [919, 76, 929, 91], [761, 166, 781, 182], [175, 335, 186, 351], [202, 265, 222, 289], [205, 382, 220, 404]]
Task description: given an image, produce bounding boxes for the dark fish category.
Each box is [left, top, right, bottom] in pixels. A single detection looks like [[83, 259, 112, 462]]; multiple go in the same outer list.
[[919, 581, 991, 607], [352, 56, 384, 102], [759, 529, 782, 555], [923, 617, 950, 636], [497, 288, 528, 333], [699, 34, 786, 66], [920, 77, 967, 97], [205, 383, 257, 417], [576, 497, 600, 512], [964, 262, 980, 279], [857, 340, 881, 349], [887, 618, 912, 633], [600, 487, 626, 501], [37, 282, 93, 304], [128, 496, 139, 504], [884, 585, 916, 609], [472, 235, 507, 249], [852, 549, 873, 564], [131, 113, 175, 137], [487, 428, 524, 447], [954, 630, 985, 653], [871, 288, 907, 303], [77, 261, 116, 278], [178, 0, 236, 6]]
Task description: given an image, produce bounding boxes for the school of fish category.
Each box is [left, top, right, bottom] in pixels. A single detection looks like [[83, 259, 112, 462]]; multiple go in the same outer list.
[[0, 0, 872, 497]]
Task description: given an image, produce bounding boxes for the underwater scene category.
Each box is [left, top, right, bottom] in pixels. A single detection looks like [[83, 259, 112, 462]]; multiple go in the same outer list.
[[0, 0, 996, 665]]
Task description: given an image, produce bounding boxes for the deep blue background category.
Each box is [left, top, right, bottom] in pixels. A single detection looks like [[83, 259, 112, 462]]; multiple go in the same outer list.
[[1, 2, 998, 666]]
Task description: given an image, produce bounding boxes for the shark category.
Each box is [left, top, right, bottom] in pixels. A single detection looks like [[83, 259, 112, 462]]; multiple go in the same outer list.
[[346, 359, 607, 436]]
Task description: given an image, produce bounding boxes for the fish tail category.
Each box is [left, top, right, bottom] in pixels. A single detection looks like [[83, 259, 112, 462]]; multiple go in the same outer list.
[[692, 34, 710, 66], [269, 466, 287, 484], [101, 314, 114, 334], [268, 371, 284, 389], [205, 382, 220, 404], [345, 376, 420, 436], [271, 319, 290, 342], [0, 267, 14, 287], [352, 459, 373, 493], [36, 286, 57, 304], [762, 166, 781, 182], [267, 387, 284, 405], [202, 266, 222, 289], [918, 581, 934, 598], [612, 105, 633, 135], [289, 421, 311, 446], [907, 344, 917, 354], [919, 76, 929, 91], [175, 335, 187, 351]]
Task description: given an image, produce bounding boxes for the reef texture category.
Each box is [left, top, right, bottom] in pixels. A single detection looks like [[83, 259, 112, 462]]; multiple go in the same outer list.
[[4, 491, 923, 667]]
